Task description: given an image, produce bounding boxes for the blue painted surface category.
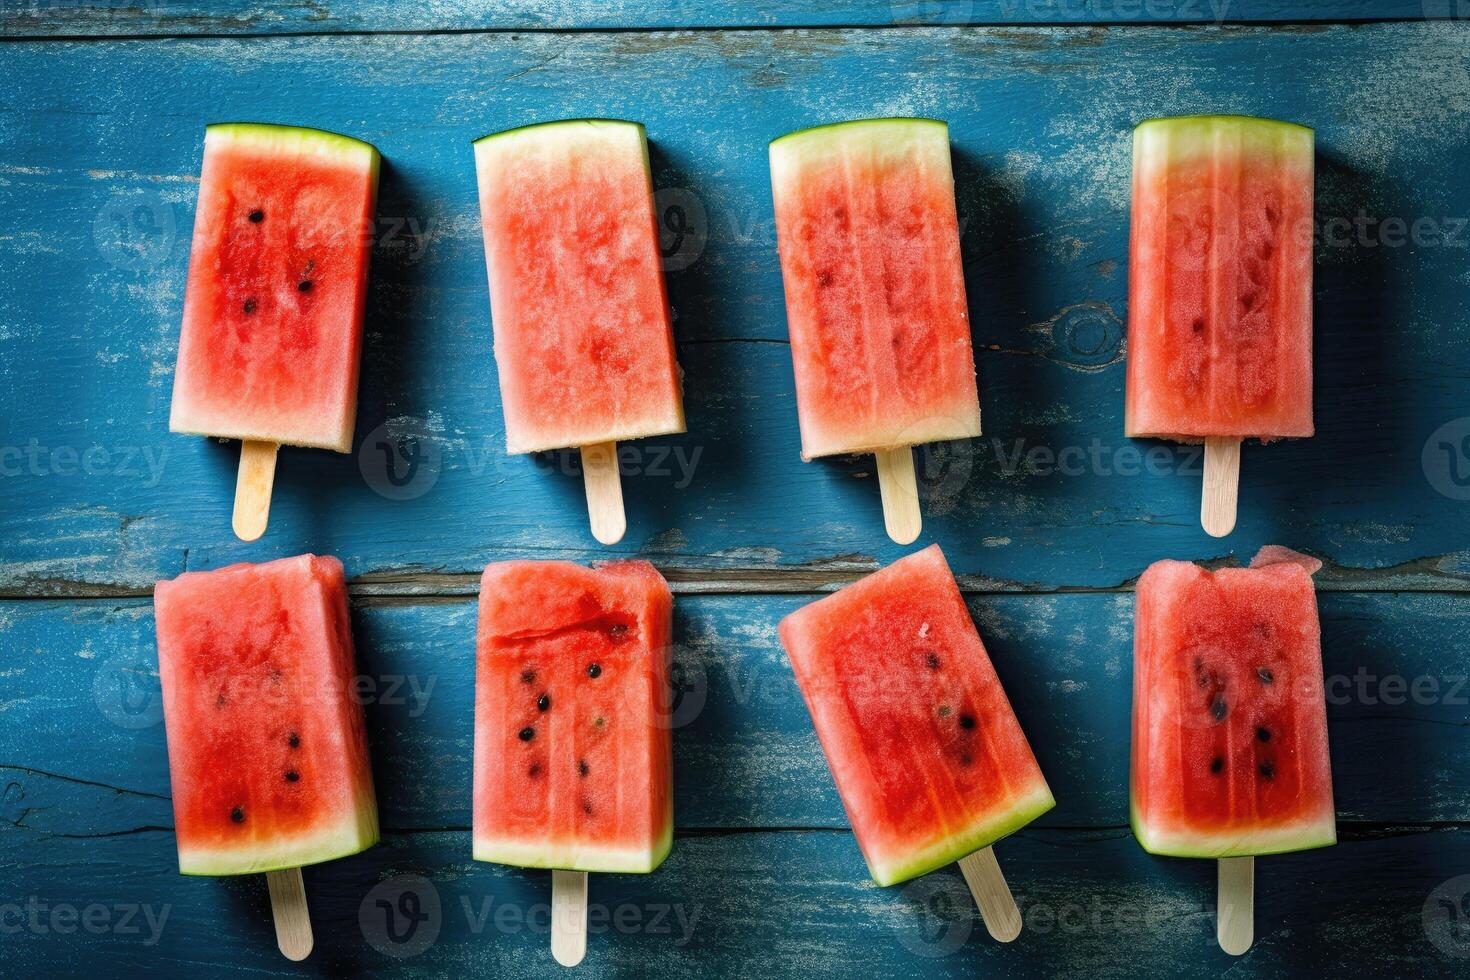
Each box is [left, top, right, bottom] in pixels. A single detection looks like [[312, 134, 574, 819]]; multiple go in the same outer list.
[[0, 0, 1450, 36], [0, 8, 1468, 977], [2, 24, 1470, 591]]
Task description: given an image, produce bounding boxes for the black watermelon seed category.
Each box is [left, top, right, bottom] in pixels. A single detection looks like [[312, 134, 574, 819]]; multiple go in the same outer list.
[[1257, 667, 1274, 684], [959, 714, 976, 731], [518, 727, 535, 742], [528, 763, 541, 778], [297, 280, 313, 293], [1259, 762, 1275, 779], [230, 806, 245, 823], [1210, 756, 1224, 774], [284, 770, 299, 783], [248, 209, 264, 223], [924, 653, 941, 670], [242, 298, 257, 315], [1210, 695, 1228, 721], [521, 669, 535, 684], [587, 663, 602, 679], [537, 693, 551, 712], [1256, 727, 1271, 743], [287, 732, 300, 748], [578, 760, 589, 778]]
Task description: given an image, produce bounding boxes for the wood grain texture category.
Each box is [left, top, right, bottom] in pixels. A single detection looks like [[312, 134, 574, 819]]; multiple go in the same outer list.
[[4, 591, 1466, 836], [2, 16, 1469, 977], [0, 1, 1448, 38], [2, 827, 1466, 977], [1, 24, 1469, 593]]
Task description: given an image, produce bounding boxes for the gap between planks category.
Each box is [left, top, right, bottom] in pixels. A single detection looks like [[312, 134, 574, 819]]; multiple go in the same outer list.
[[4, 556, 1470, 602]]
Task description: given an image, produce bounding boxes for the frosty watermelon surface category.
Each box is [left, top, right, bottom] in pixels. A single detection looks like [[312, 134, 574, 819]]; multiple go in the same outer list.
[[1131, 547, 1335, 858], [474, 560, 673, 873], [154, 555, 378, 876], [769, 118, 981, 460], [779, 545, 1053, 886], [171, 124, 379, 453], [1125, 115, 1314, 441], [474, 119, 685, 455]]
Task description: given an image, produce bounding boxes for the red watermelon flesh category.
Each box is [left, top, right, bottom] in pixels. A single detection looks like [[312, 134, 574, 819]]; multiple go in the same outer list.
[[779, 545, 1053, 886], [1125, 115, 1314, 441], [474, 120, 685, 455], [171, 124, 379, 453], [153, 555, 378, 875], [474, 560, 673, 873], [769, 119, 981, 460], [1131, 548, 1335, 858]]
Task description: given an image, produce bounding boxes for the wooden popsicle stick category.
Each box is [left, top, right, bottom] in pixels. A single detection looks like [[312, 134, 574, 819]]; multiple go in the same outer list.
[[956, 846, 1022, 943], [1201, 436, 1241, 538], [1217, 856, 1254, 956], [581, 442, 626, 545], [265, 867, 313, 961], [551, 869, 588, 967], [233, 440, 279, 542], [874, 446, 921, 545]]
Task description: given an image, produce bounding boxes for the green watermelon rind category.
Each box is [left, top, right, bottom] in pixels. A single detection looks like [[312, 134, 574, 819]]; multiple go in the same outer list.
[[472, 816, 673, 875], [470, 118, 646, 147], [867, 783, 1056, 888], [1134, 113, 1313, 136], [177, 803, 379, 877], [1133, 114, 1314, 161], [204, 122, 380, 176], [1130, 803, 1336, 859], [769, 116, 947, 152]]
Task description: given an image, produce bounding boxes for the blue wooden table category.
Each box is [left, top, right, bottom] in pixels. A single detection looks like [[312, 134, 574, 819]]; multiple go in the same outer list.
[[2, 3, 1469, 976]]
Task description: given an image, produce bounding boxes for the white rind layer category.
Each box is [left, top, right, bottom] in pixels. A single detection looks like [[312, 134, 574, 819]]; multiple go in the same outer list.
[[177, 804, 379, 877]]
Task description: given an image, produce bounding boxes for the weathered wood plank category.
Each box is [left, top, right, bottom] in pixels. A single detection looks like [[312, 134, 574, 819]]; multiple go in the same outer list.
[[1, 24, 1468, 592], [4, 591, 1466, 836], [2, 826, 1466, 976], [0, 1, 1447, 38]]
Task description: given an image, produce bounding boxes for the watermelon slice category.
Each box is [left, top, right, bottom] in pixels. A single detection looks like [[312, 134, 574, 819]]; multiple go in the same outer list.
[[1124, 115, 1314, 441], [769, 118, 980, 460], [1131, 546, 1336, 858], [779, 545, 1053, 886], [473, 560, 673, 873], [473, 119, 685, 455], [153, 555, 378, 875], [170, 123, 379, 454]]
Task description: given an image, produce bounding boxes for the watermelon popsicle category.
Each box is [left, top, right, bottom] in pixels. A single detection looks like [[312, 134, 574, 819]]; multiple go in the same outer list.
[[171, 124, 380, 541], [1131, 546, 1335, 955], [779, 545, 1054, 940], [769, 118, 981, 544], [473, 559, 673, 966], [474, 120, 686, 545], [1124, 115, 1315, 536], [154, 555, 379, 961]]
